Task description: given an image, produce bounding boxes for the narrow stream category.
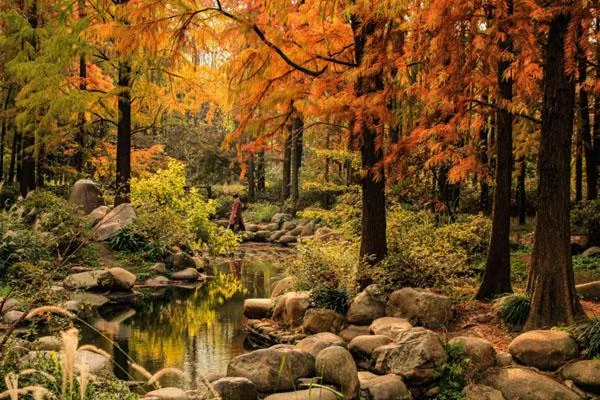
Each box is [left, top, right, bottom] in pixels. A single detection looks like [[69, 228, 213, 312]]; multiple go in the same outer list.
[[80, 244, 291, 388]]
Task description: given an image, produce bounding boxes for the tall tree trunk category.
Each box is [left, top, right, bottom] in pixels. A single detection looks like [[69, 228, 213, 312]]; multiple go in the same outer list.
[[517, 157, 526, 225], [575, 125, 583, 202], [579, 44, 597, 200], [247, 152, 255, 202], [114, 60, 132, 205], [256, 151, 265, 193], [74, 0, 87, 173], [36, 143, 44, 188], [475, 0, 514, 299], [526, 12, 584, 329], [0, 86, 12, 182], [479, 126, 490, 214], [8, 130, 19, 185], [281, 127, 292, 204], [290, 112, 303, 213], [325, 130, 331, 182]]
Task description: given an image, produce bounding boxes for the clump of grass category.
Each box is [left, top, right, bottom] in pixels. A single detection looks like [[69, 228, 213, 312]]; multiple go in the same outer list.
[[571, 317, 600, 358], [310, 286, 350, 315], [498, 294, 530, 329], [436, 343, 469, 400]]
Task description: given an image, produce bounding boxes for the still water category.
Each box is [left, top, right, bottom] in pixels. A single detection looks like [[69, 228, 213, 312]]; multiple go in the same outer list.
[[80, 244, 290, 388]]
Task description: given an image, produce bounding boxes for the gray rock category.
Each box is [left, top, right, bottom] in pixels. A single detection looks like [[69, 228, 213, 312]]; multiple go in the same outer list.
[[302, 308, 344, 334], [263, 389, 337, 400], [508, 330, 578, 371], [347, 284, 386, 325], [246, 224, 260, 232], [243, 299, 273, 319], [272, 291, 310, 328], [254, 230, 272, 241], [296, 332, 347, 358], [448, 336, 496, 370], [63, 270, 104, 290], [146, 275, 170, 285], [145, 388, 188, 400], [69, 179, 105, 214], [34, 336, 62, 351], [483, 367, 581, 400], [269, 230, 287, 242], [271, 213, 293, 224], [288, 227, 303, 237], [265, 223, 279, 232], [94, 203, 136, 241], [0, 298, 19, 314], [561, 360, 600, 394], [227, 344, 315, 392], [315, 346, 359, 400], [463, 384, 505, 400], [75, 349, 110, 375], [98, 267, 136, 291], [173, 252, 196, 269], [278, 235, 298, 244], [282, 221, 297, 231], [170, 268, 200, 281], [582, 246, 600, 257], [339, 325, 371, 342], [70, 292, 110, 308], [152, 263, 168, 274], [212, 377, 257, 400], [576, 281, 600, 300], [386, 288, 453, 328], [88, 205, 110, 225], [271, 276, 296, 298], [495, 351, 513, 367], [300, 223, 315, 237], [3, 310, 24, 325], [358, 371, 412, 400], [369, 317, 412, 339], [373, 327, 447, 387], [349, 335, 393, 369]]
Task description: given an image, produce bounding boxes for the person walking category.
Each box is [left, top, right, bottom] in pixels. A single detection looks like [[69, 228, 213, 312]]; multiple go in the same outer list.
[[228, 193, 245, 232]]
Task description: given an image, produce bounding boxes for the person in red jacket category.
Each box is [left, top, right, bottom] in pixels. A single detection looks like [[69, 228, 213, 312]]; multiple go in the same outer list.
[[227, 194, 245, 232]]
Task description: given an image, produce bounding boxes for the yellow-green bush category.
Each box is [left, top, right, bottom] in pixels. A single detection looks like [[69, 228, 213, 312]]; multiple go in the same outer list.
[[131, 160, 239, 255]]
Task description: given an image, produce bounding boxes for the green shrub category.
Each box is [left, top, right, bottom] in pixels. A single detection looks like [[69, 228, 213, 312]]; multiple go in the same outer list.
[[290, 240, 360, 294], [572, 200, 600, 245], [6, 261, 61, 305], [108, 227, 148, 252], [245, 202, 279, 223], [298, 189, 361, 237], [310, 285, 350, 315], [214, 195, 234, 219], [436, 343, 469, 400], [498, 294, 530, 329], [571, 318, 600, 358]]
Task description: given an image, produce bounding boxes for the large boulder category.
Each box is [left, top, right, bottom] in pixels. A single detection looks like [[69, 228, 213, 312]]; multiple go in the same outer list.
[[75, 349, 110, 375], [3, 310, 24, 325], [448, 336, 496, 370], [302, 308, 344, 334], [172, 252, 197, 270], [262, 388, 337, 400], [282, 222, 296, 231], [483, 367, 581, 400], [347, 284, 386, 325], [278, 235, 298, 244], [212, 377, 258, 400], [386, 288, 453, 328], [369, 317, 412, 339], [358, 372, 412, 400], [508, 330, 578, 371], [272, 292, 310, 328], [145, 388, 188, 400], [560, 360, 600, 394], [94, 203, 136, 241], [582, 246, 600, 257], [271, 213, 293, 224], [69, 179, 105, 214], [576, 281, 600, 300], [0, 298, 19, 314], [98, 267, 136, 291], [373, 327, 447, 387], [300, 223, 314, 237], [349, 335, 393, 370], [35, 336, 62, 351], [243, 299, 273, 319], [170, 268, 201, 281], [63, 270, 104, 290], [315, 346, 359, 400], [271, 277, 296, 298], [269, 231, 287, 243], [295, 332, 346, 358], [227, 345, 315, 392], [88, 206, 110, 225], [463, 384, 505, 400]]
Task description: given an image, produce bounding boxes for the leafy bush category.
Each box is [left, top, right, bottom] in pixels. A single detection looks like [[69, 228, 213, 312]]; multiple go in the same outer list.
[[6, 262, 62, 306], [108, 227, 148, 252], [214, 195, 234, 219], [498, 294, 530, 329], [245, 202, 279, 223], [372, 208, 491, 291], [571, 318, 600, 358], [130, 160, 239, 255], [436, 343, 469, 400], [290, 240, 360, 294], [572, 200, 600, 245], [310, 285, 350, 315], [298, 189, 362, 237]]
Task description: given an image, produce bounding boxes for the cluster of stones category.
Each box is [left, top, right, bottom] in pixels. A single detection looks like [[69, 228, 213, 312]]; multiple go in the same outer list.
[[217, 213, 341, 245], [223, 281, 600, 400]]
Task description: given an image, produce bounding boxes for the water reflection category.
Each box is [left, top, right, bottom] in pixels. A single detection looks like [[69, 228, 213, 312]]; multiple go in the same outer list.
[[80, 254, 283, 388]]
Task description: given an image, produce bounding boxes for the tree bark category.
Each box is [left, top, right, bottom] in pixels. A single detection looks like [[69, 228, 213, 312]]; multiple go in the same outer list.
[[290, 112, 303, 213], [0, 87, 11, 182], [281, 126, 291, 204], [247, 151, 255, 202], [578, 44, 597, 200], [74, 0, 87, 173], [256, 151, 265, 193], [517, 157, 526, 225], [575, 124, 583, 202], [526, 12, 584, 329], [479, 125, 490, 214], [8, 130, 19, 185], [475, 0, 514, 300], [114, 60, 132, 205]]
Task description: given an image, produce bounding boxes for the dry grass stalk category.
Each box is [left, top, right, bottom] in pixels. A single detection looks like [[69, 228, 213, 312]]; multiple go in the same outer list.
[[25, 306, 75, 320], [147, 367, 185, 387], [128, 362, 153, 381], [76, 345, 111, 360], [60, 328, 79, 399]]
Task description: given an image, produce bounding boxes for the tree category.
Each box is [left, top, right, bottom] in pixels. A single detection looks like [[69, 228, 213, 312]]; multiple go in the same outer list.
[[525, 8, 584, 329]]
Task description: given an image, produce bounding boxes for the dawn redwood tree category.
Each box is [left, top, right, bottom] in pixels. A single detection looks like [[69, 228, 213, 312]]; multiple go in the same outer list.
[[114, 59, 132, 205], [476, 0, 514, 300], [525, 9, 583, 329]]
